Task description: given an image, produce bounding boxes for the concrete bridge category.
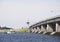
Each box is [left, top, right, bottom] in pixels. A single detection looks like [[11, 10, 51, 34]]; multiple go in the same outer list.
[[29, 16, 60, 36]]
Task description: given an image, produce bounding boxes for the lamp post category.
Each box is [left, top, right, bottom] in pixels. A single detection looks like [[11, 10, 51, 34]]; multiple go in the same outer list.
[[26, 21, 30, 32], [26, 21, 30, 28]]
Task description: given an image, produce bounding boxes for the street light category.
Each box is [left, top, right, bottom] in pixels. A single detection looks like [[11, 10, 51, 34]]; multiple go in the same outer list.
[[26, 21, 30, 27]]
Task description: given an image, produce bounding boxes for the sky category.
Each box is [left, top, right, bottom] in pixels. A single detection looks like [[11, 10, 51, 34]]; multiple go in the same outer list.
[[0, 0, 60, 28]]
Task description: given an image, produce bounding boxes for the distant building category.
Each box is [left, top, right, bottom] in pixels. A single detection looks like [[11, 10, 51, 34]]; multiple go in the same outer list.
[[0, 26, 13, 32]]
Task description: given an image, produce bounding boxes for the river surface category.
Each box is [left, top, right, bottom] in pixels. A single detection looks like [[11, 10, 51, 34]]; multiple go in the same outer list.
[[0, 32, 60, 42]]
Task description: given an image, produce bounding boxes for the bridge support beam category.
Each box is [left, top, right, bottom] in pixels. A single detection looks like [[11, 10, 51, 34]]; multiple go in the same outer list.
[[40, 25, 46, 33], [42, 24, 47, 34], [47, 24, 53, 32], [31, 28, 35, 33], [36, 26, 41, 33], [46, 24, 53, 35], [56, 22, 60, 32], [34, 27, 37, 33], [50, 23, 56, 35]]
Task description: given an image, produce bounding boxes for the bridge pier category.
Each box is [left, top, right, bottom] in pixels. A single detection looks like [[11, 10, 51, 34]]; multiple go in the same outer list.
[[42, 24, 47, 34], [40, 25, 47, 34], [48, 23, 56, 35], [50, 22, 60, 35], [37, 26, 41, 33], [34, 27, 37, 33], [56, 22, 60, 32], [46, 23, 54, 35], [47, 24, 53, 32], [36, 26, 41, 33], [31, 28, 35, 33]]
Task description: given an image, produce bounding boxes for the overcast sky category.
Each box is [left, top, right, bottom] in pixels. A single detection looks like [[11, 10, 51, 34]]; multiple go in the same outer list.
[[0, 0, 60, 28]]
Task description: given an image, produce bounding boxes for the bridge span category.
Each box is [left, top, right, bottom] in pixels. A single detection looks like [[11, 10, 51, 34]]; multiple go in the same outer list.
[[29, 16, 60, 36]]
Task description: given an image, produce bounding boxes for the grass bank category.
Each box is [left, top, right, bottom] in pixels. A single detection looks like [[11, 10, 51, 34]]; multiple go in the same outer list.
[[14, 27, 29, 32]]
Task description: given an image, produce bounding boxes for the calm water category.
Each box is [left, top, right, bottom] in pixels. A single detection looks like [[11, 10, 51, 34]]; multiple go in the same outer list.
[[0, 32, 60, 42]]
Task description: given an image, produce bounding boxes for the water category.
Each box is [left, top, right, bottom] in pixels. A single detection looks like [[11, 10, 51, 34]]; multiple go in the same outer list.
[[0, 32, 60, 42]]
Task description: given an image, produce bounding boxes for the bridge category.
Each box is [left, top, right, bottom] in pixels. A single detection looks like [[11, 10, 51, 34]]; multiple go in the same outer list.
[[29, 16, 60, 36]]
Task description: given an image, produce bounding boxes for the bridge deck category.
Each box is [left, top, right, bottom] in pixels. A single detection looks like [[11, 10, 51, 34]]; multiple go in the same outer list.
[[30, 16, 60, 28]]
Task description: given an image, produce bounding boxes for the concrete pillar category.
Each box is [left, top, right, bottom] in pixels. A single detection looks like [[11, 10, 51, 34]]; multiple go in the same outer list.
[[41, 25, 46, 32], [47, 23, 56, 35], [47, 24, 53, 32], [37, 27, 40, 31], [36, 26, 41, 33], [31, 28, 34, 33], [37, 26, 42, 33], [42, 24, 47, 34], [56, 22, 60, 32], [34, 27, 37, 33]]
